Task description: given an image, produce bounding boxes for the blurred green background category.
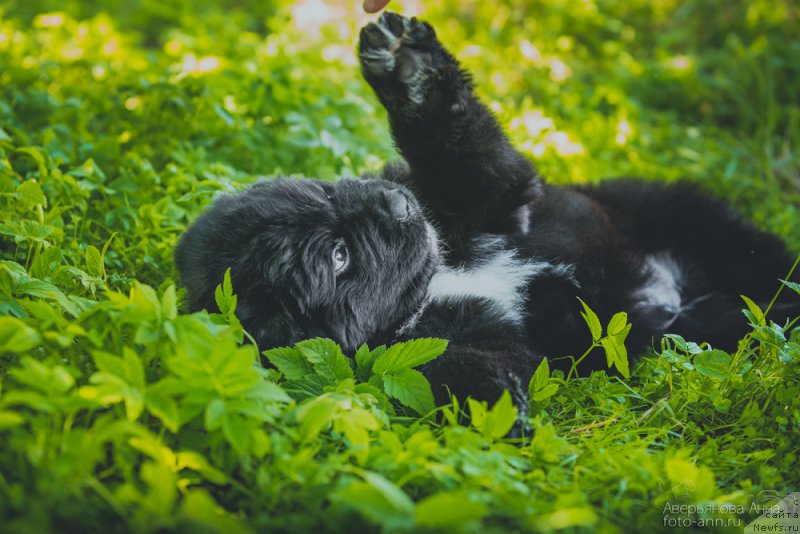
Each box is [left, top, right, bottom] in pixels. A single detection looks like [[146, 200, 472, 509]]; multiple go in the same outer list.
[[1, 1, 800, 532]]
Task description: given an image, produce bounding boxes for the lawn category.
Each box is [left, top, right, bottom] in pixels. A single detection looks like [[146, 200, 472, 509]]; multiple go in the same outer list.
[[1, 0, 799, 532]]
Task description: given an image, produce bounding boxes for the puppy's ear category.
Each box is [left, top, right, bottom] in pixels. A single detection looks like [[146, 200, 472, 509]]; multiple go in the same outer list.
[[245, 231, 336, 316]]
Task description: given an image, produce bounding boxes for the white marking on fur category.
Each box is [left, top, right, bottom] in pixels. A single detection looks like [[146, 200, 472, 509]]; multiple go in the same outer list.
[[374, 17, 404, 53], [425, 221, 442, 263], [405, 67, 429, 105], [394, 299, 429, 338], [635, 252, 683, 314], [360, 49, 395, 73], [515, 205, 531, 234], [427, 249, 574, 325], [370, 14, 429, 105]]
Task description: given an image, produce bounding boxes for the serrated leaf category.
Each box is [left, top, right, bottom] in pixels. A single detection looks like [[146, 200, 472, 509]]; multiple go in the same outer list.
[[694, 349, 731, 379], [355, 343, 386, 382], [383, 368, 435, 415], [263, 346, 313, 380], [600, 336, 630, 378], [480, 390, 518, 439], [578, 298, 602, 341], [372, 338, 448, 375], [296, 338, 354, 382], [214, 268, 237, 316]]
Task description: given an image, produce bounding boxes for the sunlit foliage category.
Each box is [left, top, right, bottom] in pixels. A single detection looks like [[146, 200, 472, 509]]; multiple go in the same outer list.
[[0, 0, 798, 532]]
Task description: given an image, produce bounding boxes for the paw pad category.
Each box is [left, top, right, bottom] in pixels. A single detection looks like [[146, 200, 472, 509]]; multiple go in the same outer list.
[[359, 13, 439, 105]]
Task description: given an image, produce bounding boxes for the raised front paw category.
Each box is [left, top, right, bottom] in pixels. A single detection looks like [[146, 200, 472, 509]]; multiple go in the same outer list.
[[359, 12, 443, 106]]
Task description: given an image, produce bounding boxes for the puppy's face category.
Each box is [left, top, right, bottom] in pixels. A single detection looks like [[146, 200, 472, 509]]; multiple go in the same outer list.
[[175, 178, 439, 352]]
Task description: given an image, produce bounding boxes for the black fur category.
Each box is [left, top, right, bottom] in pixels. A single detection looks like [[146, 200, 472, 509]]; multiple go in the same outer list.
[[175, 13, 800, 409]]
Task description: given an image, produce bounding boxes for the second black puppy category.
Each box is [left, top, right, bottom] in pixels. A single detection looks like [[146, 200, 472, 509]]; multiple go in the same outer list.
[[176, 13, 799, 409]]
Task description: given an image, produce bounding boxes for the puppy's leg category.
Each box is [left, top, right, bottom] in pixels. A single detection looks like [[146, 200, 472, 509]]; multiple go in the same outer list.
[[582, 179, 800, 346], [359, 13, 540, 247]]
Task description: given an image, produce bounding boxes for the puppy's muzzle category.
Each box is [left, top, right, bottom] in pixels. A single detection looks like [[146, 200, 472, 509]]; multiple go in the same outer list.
[[381, 188, 412, 221]]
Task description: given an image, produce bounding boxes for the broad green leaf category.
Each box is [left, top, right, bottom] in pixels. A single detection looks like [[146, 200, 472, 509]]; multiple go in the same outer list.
[[467, 398, 487, 429], [532, 383, 559, 402], [335, 474, 413, 528], [0, 410, 25, 430], [607, 311, 629, 336], [140, 461, 177, 516], [372, 338, 448, 375], [146, 393, 181, 433], [161, 285, 178, 321], [355, 343, 386, 382], [480, 390, 518, 439], [179, 490, 250, 534], [415, 492, 489, 527], [14, 147, 48, 177], [334, 406, 379, 465], [215, 268, 237, 316], [16, 180, 46, 207], [205, 398, 226, 431], [600, 336, 630, 378], [296, 338, 354, 382], [528, 357, 550, 399], [578, 298, 602, 341], [222, 413, 250, 455], [246, 381, 291, 403], [295, 395, 338, 441], [740, 295, 765, 326], [263, 346, 313, 380], [176, 451, 229, 484], [383, 368, 435, 415], [123, 347, 145, 389], [531, 507, 598, 530], [85, 245, 105, 278], [93, 351, 128, 380], [0, 316, 40, 352], [693, 350, 732, 379]]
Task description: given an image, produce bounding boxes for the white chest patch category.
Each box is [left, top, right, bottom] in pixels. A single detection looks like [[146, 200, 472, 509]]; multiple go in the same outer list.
[[635, 252, 683, 315], [426, 248, 576, 325]]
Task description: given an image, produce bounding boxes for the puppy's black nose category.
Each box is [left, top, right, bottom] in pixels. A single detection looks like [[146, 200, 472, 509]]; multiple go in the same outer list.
[[381, 189, 411, 220]]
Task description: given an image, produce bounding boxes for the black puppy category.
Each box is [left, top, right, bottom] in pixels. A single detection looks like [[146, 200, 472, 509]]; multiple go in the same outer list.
[[175, 13, 799, 408]]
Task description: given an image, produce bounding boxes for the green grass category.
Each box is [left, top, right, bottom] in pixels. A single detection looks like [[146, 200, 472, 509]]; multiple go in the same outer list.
[[1, 0, 799, 532]]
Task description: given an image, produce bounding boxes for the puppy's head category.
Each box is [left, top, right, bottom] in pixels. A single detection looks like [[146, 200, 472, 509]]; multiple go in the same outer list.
[[175, 178, 439, 352]]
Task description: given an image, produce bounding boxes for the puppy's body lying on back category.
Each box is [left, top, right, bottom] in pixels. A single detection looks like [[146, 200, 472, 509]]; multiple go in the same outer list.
[[176, 13, 800, 407]]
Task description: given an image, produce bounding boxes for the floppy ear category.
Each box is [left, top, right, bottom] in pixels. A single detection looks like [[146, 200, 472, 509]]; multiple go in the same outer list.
[[242, 229, 337, 316]]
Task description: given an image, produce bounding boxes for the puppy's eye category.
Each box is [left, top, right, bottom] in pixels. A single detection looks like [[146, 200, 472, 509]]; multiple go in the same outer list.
[[333, 240, 349, 274]]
